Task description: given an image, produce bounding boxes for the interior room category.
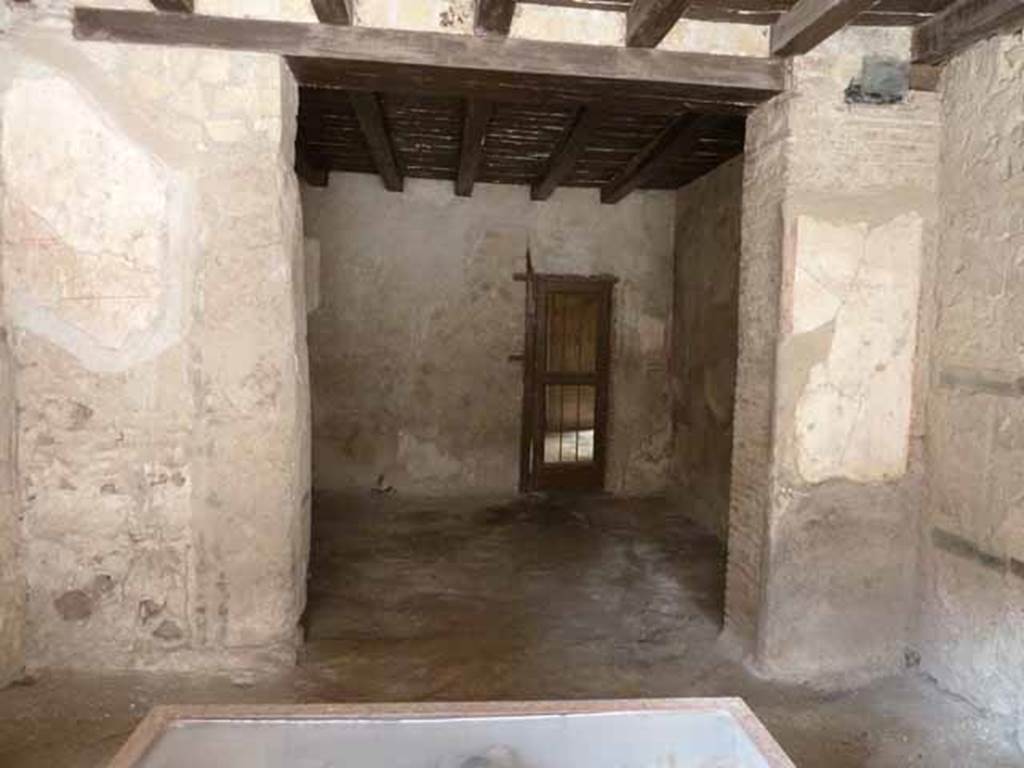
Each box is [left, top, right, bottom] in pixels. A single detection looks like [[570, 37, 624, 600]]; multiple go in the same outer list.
[[1, 0, 1023, 765]]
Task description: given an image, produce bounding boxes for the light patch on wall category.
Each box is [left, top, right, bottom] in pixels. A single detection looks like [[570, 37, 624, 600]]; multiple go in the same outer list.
[[397, 431, 464, 483], [788, 213, 922, 483], [1, 75, 194, 372], [511, 4, 624, 45]]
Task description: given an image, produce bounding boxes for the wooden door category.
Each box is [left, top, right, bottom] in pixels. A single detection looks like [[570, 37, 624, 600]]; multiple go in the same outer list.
[[519, 274, 614, 492]]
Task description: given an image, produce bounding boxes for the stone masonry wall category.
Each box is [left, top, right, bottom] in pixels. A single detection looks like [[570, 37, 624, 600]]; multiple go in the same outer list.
[[0, 8, 310, 671], [671, 157, 742, 540], [730, 28, 940, 683], [303, 175, 675, 496], [917, 31, 1024, 718]]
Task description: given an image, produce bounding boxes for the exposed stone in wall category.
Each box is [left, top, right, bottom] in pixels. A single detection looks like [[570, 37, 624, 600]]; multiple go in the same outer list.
[[918, 32, 1024, 719], [671, 157, 742, 540], [303, 175, 674, 496], [0, 12, 309, 671], [730, 28, 940, 684]]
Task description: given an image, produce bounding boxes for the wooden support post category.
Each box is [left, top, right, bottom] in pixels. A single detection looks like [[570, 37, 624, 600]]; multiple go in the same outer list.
[[601, 114, 721, 203], [531, 107, 601, 201], [348, 92, 404, 192], [311, 0, 354, 25], [476, 0, 518, 35], [626, 0, 692, 48], [913, 0, 1024, 64], [770, 0, 879, 57], [456, 99, 495, 197]]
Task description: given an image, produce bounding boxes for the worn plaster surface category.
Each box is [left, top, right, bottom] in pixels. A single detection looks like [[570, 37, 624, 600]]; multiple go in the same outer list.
[[671, 158, 742, 540], [729, 28, 940, 685], [303, 176, 674, 496], [0, 9, 310, 672], [917, 32, 1024, 723]]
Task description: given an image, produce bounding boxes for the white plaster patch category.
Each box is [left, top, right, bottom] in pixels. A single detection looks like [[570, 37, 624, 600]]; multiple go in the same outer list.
[[511, 4, 624, 46], [1, 75, 194, 371], [660, 19, 769, 57], [790, 213, 923, 483]]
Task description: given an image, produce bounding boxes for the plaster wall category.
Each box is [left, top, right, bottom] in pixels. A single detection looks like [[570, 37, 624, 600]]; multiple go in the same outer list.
[[0, 8, 310, 671], [303, 175, 675, 496], [729, 28, 940, 684], [671, 157, 742, 540], [917, 32, 1024, 719]]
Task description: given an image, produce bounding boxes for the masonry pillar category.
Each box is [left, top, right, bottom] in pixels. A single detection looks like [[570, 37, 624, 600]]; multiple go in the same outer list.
[[727, 28, 940, 684], [0, 10, 309, 671]]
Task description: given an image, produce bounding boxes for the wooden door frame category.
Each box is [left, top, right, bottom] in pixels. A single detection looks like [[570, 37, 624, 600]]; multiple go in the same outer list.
[[518, 273, 616, 493]]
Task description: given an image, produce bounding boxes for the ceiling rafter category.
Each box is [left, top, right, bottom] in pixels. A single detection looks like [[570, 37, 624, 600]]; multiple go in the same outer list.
[[626, 0, 693, 47], [912, 0, 1024, 63], [476, 0, 519, 34], [456, 99, 496, 196], [150, 0, 193, 11], [311, 0, 354, 25], [770, 0, 880, 56], [349, 91, 404, 192], [531, 107, 603, 200]]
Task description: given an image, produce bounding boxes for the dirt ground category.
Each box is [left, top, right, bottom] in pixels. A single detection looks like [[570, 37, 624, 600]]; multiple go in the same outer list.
[[0, 493, 1019, 766]]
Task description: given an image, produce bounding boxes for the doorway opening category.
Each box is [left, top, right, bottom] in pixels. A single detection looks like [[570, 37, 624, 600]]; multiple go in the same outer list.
[[519, 274, 616, 493]]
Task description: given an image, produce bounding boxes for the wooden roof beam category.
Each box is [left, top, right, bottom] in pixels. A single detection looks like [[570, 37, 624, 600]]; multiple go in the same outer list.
[[531, 106, 602, 201], [150, 0, 192, 11], [771, 0, 879, 57], [626, 0, 692, 47], [72, 8, 785, 116], [456, 99, 495, 197], [311, 0, 354, 25], [913, 0, 1024, 64], [476, 0, 518, 35], [601, 114, 722, 203], [348, 92, 403, 192]]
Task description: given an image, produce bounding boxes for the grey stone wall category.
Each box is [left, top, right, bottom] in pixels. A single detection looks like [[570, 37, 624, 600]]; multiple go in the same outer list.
[[0, 20, 310, 671], [670, 157, 742, 540], [729, 28, 940, 684], [917, 32, 1024, 719], [303, 175, 675, 496]]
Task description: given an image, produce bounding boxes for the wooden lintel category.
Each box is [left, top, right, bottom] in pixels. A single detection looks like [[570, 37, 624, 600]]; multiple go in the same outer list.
[[476, 0, 517, 35], [455, 99, 495, 197], [150, 0, 193, 11], [531, 106, 602, 201], [626, 0, 692, 48], [771, 0, 880, 57], [348, 92, 404, 192], [601, 114, 722, 203], [311, 0, 354, 25], [913, 0, 1024, 64], [72, 8, 785, 116]]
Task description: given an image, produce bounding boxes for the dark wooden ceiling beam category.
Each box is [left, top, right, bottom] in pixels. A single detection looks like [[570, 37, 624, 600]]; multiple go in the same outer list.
[[601, 113, 722, 203], [912, 0, 1024, 63], [531, 106, 602, 200], [626, 0, 693, 47], [456, 99, 495, 196], [311, 0, 354, 25], [296, 150, 329, 187], [476, 0, 518, 34], [72, 8, 785, 115], [348, 92, 404, 191], [150, 0, 193, 11], [771, 0, 880, 56]]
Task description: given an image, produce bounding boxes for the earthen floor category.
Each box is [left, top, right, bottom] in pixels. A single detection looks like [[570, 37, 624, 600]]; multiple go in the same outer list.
[[0, 492, 1018, 766]]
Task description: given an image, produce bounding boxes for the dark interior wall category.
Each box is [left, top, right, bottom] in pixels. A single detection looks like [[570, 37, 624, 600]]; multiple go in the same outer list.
[[302, 174, 676, 496], [669, 157, 742, 539]]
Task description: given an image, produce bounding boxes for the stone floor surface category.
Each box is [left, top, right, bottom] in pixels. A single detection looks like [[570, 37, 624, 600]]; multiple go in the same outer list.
[[0, 492, 1019, 766]]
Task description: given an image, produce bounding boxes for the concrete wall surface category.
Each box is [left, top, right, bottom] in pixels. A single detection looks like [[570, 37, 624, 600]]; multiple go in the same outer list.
[[671, 158, 742, 540], [303, 175, 675, 496], [917, 32, 1024, 719], [728, 28, 940, 685], [0, 7, 310, 672]]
